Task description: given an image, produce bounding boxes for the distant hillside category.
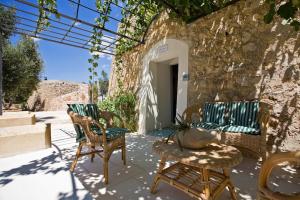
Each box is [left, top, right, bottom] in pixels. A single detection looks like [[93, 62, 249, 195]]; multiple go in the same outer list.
[[27, 80, 89, 111]]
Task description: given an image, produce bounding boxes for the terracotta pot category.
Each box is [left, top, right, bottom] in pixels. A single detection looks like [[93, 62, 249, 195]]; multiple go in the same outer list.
[[174, 128, 219, 150]]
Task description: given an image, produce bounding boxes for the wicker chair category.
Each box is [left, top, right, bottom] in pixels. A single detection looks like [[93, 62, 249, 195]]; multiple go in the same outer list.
[[182, 101, 271, 160], [68, 110, 127, 184], [258, 151, 300, 200]]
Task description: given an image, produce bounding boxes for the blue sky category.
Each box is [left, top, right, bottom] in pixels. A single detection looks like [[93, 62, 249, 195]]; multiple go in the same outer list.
[[4, 0, 123, 83]]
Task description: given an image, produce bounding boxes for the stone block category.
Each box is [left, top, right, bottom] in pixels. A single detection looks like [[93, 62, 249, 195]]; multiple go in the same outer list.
[[0, 112, 36, 128], [0, 123, 51, 157]]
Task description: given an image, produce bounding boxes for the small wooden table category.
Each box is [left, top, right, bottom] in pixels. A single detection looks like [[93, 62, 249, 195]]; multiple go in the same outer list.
[[151, 141, 243, 200]]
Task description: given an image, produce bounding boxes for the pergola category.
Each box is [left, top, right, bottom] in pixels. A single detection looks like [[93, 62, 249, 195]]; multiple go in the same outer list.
[[0, 0, 160, 115], [0, 0, 159, 55], [0, 0, 241, 115]]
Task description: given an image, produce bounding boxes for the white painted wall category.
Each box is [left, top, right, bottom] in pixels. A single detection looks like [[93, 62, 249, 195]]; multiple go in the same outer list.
[[138, 39, 189, 134], [156, 62, 172, 128]]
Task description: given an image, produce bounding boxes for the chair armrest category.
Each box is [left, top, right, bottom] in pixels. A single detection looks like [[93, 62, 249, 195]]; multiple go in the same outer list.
[[99, 110, 125, 128], [87, 117, 108, 144], [258, 102, 272, 160], [258, 102, 272, 135], [182, 104, 202, 124], [258, 151, 300, 200]]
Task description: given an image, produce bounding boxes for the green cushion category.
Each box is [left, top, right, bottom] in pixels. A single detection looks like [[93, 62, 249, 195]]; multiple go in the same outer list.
[[92, 127, 129, 141], [227, 101, 259, 129], [203, 102, 226, 125], [192, 122, 223, 130], [222, 125, 260, 135]]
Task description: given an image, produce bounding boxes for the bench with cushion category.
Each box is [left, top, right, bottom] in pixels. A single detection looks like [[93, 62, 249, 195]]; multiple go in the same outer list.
[[182, 101, 271, 159]]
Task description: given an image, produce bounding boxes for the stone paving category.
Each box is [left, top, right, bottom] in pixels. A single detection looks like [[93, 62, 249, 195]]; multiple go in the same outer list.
[[0, 111, 299, 200]]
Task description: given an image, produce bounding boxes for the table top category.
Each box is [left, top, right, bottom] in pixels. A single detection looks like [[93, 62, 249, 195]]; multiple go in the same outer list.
[[153, 140, 243, 169]]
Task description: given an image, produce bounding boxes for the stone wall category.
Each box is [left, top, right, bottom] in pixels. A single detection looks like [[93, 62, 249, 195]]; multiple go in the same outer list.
[[27, 80, 89, 111], [109, 0, 300, 152]]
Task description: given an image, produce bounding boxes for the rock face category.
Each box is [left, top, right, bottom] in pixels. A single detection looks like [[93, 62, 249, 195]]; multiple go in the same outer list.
[[27, 80, 89, 111], [109, 0, 300, 153]]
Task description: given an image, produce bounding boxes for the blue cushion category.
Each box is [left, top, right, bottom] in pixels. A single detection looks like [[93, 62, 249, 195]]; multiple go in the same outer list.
[[203, 102, 226, 125], [192, 122, 223, 130], [227, 101, 259, 129], [222, 125, 260, 135]]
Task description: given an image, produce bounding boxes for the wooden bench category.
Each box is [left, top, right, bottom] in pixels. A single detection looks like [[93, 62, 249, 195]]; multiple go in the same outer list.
[[182, 101, 271, 160]]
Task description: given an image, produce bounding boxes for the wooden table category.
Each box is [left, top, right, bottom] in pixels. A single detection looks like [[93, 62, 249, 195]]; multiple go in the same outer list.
[[151, 141, 243, 200]]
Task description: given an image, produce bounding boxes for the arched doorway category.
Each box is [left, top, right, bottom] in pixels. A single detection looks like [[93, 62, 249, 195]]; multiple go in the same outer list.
[[138, 39, 189, 134]]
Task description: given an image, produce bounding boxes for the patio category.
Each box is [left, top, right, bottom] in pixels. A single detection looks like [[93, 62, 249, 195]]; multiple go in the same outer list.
[[0, 1, 299, 199], [0, 111, 299, 200]]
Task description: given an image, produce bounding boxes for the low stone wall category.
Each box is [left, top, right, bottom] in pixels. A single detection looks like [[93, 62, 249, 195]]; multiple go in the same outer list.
[[27, 80, 89, 111], [109, 0, 300, 152], [0, 123, 51, 157]]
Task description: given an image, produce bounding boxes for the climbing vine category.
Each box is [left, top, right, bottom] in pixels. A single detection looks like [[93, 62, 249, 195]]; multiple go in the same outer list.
[[88, 0, 112, 102], [37, 0, 59, 32], [264, 0, 300, 31]]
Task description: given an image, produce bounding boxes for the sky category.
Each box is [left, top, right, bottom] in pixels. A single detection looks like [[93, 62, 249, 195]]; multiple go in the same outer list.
[[3, 0, 124, 83]]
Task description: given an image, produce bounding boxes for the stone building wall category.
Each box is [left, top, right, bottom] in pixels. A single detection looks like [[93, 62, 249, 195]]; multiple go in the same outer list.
[[109, 0, 300, 152], [27, 80, 89, 111]]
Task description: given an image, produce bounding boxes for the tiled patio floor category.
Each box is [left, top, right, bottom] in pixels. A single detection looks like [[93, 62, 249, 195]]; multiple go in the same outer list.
[[0, 111, 299, 200]]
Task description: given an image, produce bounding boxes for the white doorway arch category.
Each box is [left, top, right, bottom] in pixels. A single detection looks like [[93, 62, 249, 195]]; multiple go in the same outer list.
[[138, 38, 189, 134]]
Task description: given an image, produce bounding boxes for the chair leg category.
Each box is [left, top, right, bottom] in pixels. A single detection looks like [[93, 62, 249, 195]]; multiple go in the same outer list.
[[122, 137, 126, 165], [103, 157, 109, 184], [70, 142, 83, 172], [90, 145, 95, 162], [223, 168, 238, 200]]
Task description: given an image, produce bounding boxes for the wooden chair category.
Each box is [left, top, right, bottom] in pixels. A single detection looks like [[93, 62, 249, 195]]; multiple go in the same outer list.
[[258, 151, 300, 200], [67, 110, 128, 184]]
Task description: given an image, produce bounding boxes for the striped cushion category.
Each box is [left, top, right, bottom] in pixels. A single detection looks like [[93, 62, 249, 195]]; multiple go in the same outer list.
[[222, 125, 260, 135], [93, 127, 129, 141], [68, 104, 100, 142], [203, 102, 226, 125], [227, 101, 259, 129], [192, 122, 224, 130], [86, 104, 100, 121], [68, 104, 86, 116]]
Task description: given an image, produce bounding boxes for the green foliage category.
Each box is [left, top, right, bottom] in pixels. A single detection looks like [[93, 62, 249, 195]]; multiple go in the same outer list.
[[98, 90, 137, 131], [0, 5, 16, 40], [3, 36, 43, 104], [264, 0, 300, 31], [115, 0, 161, 55], [37, 0, 60, 32], [159, 0, 238, 23]]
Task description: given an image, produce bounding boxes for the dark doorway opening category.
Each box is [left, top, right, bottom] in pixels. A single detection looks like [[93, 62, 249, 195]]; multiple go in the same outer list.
[[170, 64, 178, 123]]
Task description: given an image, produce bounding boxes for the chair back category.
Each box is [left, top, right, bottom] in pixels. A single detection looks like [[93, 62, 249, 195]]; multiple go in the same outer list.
[[68, 103, 101, 142], [68, 111, 103, 144], [227, 101, 259, 129], [203, 102, 227, 125]]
